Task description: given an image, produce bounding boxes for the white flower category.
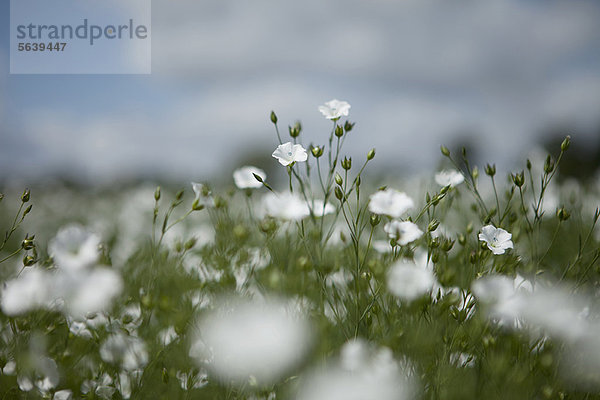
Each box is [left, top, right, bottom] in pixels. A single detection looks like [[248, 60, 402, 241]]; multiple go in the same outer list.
[[297, 339, 414, 400], [311, 199, 335, 217], [62, 268, 123, 318], [191, 297, 312, 385], [100, 334, 148, 371], [383, 221, 423, 245], [191, 182, 215, 207], [435, 169, 464, 187], [272, 142, 308, 166], [368, 189, 414, 218], [318, 99, 351, 120], [261, 192, 311, 220], [1, 268, 52, 316], [478, 225, 513, 255], [387, 260, 435, 301], [48, 224, 100, 271], [233, 166, 266, 189]]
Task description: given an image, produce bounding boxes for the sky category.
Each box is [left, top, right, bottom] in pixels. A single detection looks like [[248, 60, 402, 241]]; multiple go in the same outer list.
[[1, 0, 600, 183]]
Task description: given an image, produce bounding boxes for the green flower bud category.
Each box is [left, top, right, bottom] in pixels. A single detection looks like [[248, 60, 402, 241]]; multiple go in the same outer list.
[[561, 135, 571, 152], [367, 148, 376, 160], [192, 199, 205, 211], [270, 111, 278, 124], [341, 157, 352, 170], [469, 251, 477, 264], [335, 186, 344, 201], [21, 238, 34, 250], [22, 255, 35, 267], [23, 204, 32, 217], [556, 207, 571, 221], [544, 155, 554, 174], [162, 368, 170, 384], [260, 217, 278, 234], [344, 121, 355, 132], [184, 237, 197, 250], [440, 145, 450, 157], [311, 146, 324, 158], [154, 186, 161, 201], [485, 163, 496, 177], [466, 222, 473, 234], [289, 124, 300, 138], [175, 189, 184, 201], [21, 189, 30, 203], [472, 166, 479, 180], [512, 171, 525, 187], [297, 256, 310, 270], [442, 238, 455, 252], [428, 219, 440, 232], [458, 233, 466, 246], [233, 224, 248, 241], [370, 214, 381, 227], [334, 173, 343, 186], [526, 159, 532, 170], [335, 125, 344, 137]]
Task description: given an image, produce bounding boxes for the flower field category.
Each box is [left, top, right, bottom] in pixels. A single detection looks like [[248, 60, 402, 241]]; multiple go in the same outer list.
[[1, 101, 600, 399]]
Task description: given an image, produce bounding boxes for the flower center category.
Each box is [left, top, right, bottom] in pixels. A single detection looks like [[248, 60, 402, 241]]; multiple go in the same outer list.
[[287, 151, 293, 156]]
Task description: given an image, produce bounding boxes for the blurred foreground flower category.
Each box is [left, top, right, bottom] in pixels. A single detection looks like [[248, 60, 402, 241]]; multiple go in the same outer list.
[[297, 339, 415, 400], [384, 221, 423, 245], [260, 192, 310, 220], [272, 142, 308, 166], [234, 166, 266, 189], [190, 296, 312, 386], [369, 189, 414, 218], [434, 169, 464, 187], [387, 260, 436, 302], [48, 224, 101, 271], [478, 225, 513, 255], [318, 99, 351, 120]]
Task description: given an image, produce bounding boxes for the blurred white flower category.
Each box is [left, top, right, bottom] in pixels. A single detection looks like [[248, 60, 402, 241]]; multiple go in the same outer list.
[[191, 182, 215, 207], [271, 142, 308, 166], [318, 99, 351, 120], [1, 268, 52, 316], [478, 225, 513, 255], [191, 297, 312, 385], [53, 389, 73, 400], [297, 339, 414, 400], [261, 192, 310, 220], [387, 260, 435, 301], [48, 224, 100, 271], [62, 268, 123, 318], [384, 220, 423, 245], [471, 274, 531, 326], [233, 166, 266, 189], [435, 170, 464, 187], [100, 333, 148, 371], [311, 199, 335, 217], [369, 189, 414, 218]]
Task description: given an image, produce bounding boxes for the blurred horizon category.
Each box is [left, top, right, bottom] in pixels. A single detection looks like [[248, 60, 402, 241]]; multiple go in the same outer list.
[[1, 0, 600, 185]]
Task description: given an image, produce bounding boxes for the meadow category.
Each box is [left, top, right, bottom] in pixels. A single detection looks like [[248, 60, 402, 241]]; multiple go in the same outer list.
[[1, 100, 599, 399]]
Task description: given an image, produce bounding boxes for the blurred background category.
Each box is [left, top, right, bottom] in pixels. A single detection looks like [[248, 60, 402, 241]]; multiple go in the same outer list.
[[1, 0, 600, 186]]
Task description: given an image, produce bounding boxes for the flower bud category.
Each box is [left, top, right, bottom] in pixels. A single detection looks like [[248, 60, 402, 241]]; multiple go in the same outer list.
[[556, 207, 570, 221], [192, 199, 205, 211], [440, 145, 450, 157], [485, 163, 496, 177], [466, 222, 473, 234], [21, 189, 30, 203], [544, 155, 554, 174], [335, 125, 344, 138], [428, 219, 440, 232], [526, 159, 532, 170], [260, 218, 278, 234], [23, 205, 32, 217], [341, 157, 352, 170], [0, 193, 4, 203], [335, 186, 344, 201], [344, 121, 355, 132], [442, 238, 455, 252], [270, 111, 278, 124], [22, 255, 35, 267], [458, 233, 466, 246], [184, 237, 197, 250], [512, 171, 525, 187], [472, 166, 479, 180], [311, 146, 324, 158], [335, 173, 343, 186], [289, 124, 300, 138], [21, 238, 34, 250], [162, 368, 170, 384], [154, 186, 161, 201], [561, 135, 571, 152], [233, 224, 248, 241], [367, 148, 376, 160], [175, 189, 184, 201], [370, 214, 381, 227]]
